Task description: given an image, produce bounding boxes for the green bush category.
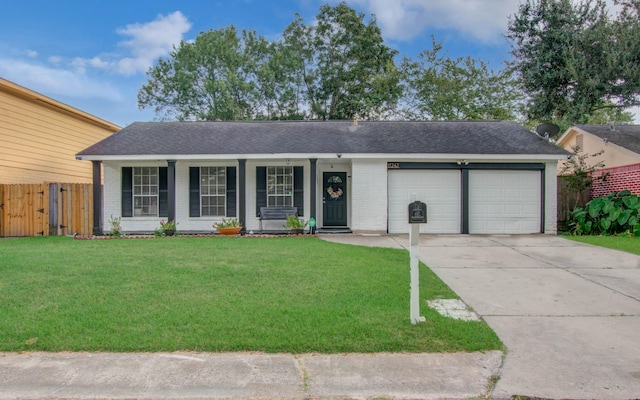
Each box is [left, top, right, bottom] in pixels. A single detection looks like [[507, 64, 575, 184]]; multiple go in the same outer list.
[[569, 190, 640, 235]]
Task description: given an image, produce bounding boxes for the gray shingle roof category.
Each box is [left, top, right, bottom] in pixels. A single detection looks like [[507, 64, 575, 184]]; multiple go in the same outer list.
[[77, 120, 568, 157], [576, 124, 640, 155]]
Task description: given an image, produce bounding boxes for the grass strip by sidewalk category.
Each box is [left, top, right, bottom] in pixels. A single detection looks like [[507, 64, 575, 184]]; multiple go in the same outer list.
[[565, 235, 640, 255], [0, 236, 501, 353]]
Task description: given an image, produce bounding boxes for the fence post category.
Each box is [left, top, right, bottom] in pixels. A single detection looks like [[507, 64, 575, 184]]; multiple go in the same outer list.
[[49, 183, 59, 236], [0, 184, 4, 237]]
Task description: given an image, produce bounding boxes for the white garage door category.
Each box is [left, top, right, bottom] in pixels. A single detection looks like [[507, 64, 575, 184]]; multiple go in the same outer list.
[[388, 170, 461, 233], [469, 170, 541, 234]]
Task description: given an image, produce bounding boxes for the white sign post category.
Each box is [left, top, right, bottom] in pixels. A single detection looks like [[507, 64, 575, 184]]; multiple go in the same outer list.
[[409, 193, 426, 324]]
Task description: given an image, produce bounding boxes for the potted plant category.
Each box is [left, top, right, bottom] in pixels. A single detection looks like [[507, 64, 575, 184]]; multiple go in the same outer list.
[[284, 215, 307, 235], [156, 219, 177, 237], [214, 218, 242, 236]]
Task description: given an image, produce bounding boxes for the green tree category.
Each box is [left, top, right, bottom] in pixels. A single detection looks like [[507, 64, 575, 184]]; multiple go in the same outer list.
[[138, 26, 268, 121], [507, 0, 640, 123], [401, 38, 522, 120], [523, 104, 635, 138], [282, 2, 402, 120]]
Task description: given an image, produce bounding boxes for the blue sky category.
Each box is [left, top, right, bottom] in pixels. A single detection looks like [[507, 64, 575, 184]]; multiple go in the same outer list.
[[1, 0, 635, 126]]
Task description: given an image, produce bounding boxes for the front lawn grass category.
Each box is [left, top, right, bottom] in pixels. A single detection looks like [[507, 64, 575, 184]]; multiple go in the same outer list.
[[566, 235, 640, 255], [0, 236, 501, 353]]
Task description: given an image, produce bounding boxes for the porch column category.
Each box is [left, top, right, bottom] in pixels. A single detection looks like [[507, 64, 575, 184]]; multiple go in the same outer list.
[[310, 158, 317, 220], [238, 159, 246, 232], [91, 161, 103, 235], [167, 160, 176, 222]]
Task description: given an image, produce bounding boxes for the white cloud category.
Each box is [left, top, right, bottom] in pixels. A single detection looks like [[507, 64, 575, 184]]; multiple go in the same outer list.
[[629, 106, 640, 124], [25, 50, 38, 58], [0, 58, 123, 102], [344, 0, 517, 43], [344, 0, 623, 43], [69, 11, 191, 76], [114, 11, 191, 75]]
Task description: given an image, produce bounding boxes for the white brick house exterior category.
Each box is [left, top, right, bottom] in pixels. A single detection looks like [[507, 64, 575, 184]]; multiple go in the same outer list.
[[79, 121, 569, 235]]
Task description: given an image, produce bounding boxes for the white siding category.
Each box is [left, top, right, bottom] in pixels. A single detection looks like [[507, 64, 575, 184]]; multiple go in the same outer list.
[[103, 160, 166, 233], [244, 160, 310, 232], [350, 159, 388, 233], [544, 161, 559, 234]]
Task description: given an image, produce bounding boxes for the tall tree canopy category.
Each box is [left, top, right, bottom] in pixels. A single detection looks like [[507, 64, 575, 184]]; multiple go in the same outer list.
[[138, 26, 268, 121], [507, 0, 640, 123], [139, 2, 402, 121], [282, 2, 402, 120], [401, 38, 522, 121]]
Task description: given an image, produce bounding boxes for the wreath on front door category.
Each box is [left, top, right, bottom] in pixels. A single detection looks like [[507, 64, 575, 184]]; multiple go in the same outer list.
[[326, 175, 344, 200], [326, 186, 343, 199]]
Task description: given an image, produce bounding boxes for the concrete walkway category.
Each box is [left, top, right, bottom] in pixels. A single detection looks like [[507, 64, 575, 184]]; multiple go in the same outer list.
[[0, 351, 501, 400], [322, 234, 640, 399]]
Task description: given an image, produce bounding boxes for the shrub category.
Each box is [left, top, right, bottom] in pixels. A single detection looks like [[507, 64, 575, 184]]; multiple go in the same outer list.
[[569, 190, 640, 235]]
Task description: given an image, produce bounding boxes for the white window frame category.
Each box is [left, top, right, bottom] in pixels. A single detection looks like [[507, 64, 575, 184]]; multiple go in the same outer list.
[[267, 166, 293, 207], [200, 167, 226, 217], [133, 167, 158, 217]]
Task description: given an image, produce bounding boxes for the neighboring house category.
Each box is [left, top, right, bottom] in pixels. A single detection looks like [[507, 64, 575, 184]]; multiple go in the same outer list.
[[76, 120, 568, 235], [0, 78, 120, 184], [557, 124, 640, 197]]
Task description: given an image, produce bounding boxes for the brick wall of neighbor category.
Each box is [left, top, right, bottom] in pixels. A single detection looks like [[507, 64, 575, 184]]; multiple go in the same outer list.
[[591, 163, 640, 198]]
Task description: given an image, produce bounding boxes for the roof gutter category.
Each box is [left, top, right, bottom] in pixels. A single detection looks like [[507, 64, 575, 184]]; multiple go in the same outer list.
[[76, 153, 569, 162]]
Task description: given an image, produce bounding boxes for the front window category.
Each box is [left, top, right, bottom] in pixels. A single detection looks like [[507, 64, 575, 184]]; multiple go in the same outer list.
[[133, 167, 158, 216], [267, 166, 293, 207], [201, 167, 226, 216]]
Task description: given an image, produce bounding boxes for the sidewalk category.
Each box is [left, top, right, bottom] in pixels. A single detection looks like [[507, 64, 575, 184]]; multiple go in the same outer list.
[[0, 351, 502, 399]]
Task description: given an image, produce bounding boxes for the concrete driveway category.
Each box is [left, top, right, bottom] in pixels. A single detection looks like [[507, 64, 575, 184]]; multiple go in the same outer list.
[[321, 234, 640, 400]]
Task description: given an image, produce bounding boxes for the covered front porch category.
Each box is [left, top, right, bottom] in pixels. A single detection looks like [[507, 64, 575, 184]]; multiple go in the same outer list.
[[90, 156, 355, 235]]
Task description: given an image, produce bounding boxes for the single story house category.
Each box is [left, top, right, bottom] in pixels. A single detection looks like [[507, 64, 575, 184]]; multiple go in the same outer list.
[[557, 124, 640, 197], [76, 120, 569, 235]]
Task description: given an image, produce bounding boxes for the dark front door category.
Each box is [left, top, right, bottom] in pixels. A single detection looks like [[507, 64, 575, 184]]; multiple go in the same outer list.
[[323, 172, 347, 226]]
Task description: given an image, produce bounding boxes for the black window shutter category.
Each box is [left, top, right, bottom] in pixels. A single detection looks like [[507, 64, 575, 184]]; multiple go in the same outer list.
[[293, 166, 304, 216], [121, 167, 133, 217], [158, 167, 168, 218], [189, 167, 200, 217], [226, 167, 237, 217], [256, 167, 267, 216]]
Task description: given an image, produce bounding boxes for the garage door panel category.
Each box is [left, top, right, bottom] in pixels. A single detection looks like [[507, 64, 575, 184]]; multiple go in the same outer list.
[[469, 170, 541, 234], [388, 170, 461, 234]]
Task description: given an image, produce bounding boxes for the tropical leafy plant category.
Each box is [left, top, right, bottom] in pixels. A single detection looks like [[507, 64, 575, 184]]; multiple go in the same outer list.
[[284, 215, 307, 230], [569, 190, 640, 235]]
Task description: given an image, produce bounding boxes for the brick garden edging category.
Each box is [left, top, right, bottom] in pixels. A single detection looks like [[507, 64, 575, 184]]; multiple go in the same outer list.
[[74, 233, 317, 240]]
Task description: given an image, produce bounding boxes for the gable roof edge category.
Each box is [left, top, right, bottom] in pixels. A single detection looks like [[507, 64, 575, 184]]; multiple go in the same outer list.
[[0, 77, 121, 132]]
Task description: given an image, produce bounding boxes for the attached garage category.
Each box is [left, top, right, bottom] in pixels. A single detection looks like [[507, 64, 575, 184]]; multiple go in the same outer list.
[[388, 170, 461, 233], [387, 164, 545, 234], [469, 170, 541, 234]]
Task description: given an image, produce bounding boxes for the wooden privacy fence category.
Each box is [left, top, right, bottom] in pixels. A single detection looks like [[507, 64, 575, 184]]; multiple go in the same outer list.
[[0, 183, 93, 237], [557, 177, 590, 231]]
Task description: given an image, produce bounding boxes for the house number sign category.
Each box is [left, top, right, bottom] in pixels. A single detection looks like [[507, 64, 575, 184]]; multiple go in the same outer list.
[[387, 162, 400, 169]]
